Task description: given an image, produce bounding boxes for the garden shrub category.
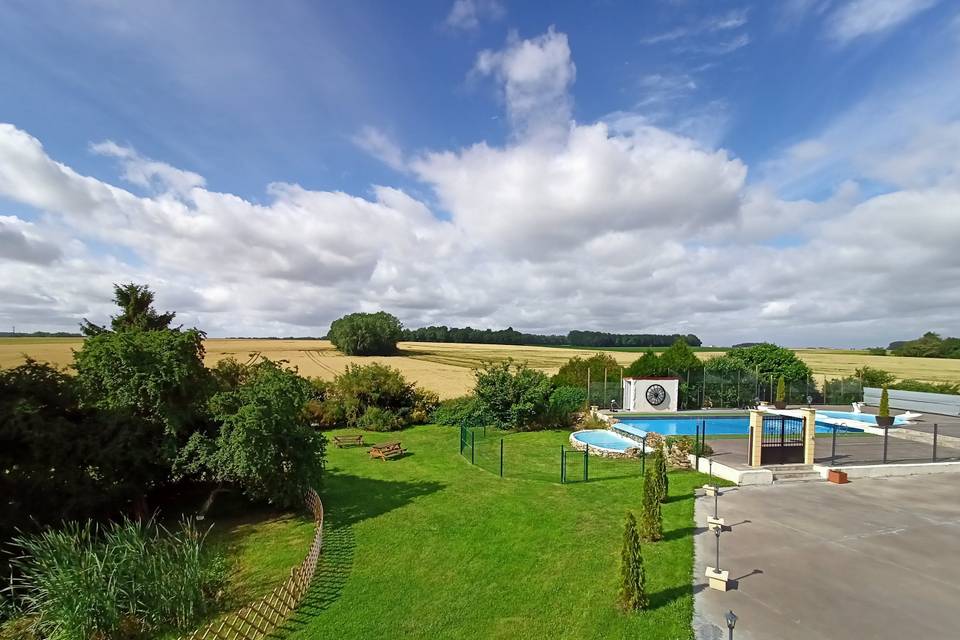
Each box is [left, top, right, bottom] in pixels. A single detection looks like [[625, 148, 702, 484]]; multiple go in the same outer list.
[[776, 375, 786, 403], [316, 363, 435, 430], [879, 385, 890, 417], [473, 360, 552, 431], [357, 406, 404, 432], [410, 388, 440, 424], [7, 518, 225, 639], [650, 447, 669, 503], [547, 385, 588, 427], [432, 395, 486, 428], [617, 512, 647, 612]]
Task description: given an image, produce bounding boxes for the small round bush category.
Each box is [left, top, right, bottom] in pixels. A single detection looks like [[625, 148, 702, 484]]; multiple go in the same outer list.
[[432, 395, 485, 428], [357, 406, 403, 432]]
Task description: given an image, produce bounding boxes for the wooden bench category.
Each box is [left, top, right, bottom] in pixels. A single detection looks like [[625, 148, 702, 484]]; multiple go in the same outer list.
[[333, 434, 364, 448], [369, 441, 406, 461]]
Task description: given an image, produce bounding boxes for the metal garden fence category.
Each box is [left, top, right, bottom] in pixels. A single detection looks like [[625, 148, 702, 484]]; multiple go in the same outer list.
[[587, 367, 867, 411], [815, 424, 960, 467]]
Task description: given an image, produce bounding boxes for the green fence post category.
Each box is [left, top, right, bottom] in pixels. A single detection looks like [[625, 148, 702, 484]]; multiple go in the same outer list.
[[561, 445, 565, 483], [500, 438, 504, 477], [584, 445, 589, 482], [471, 430, 475, 465]]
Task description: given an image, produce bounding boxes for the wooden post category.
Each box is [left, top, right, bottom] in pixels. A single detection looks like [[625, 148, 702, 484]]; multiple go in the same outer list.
[[749, 410, 763, 467]]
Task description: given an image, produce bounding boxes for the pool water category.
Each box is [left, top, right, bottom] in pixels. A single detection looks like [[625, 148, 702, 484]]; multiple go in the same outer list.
[[614, 414, 864, 437], [571, 430, 637, 451]]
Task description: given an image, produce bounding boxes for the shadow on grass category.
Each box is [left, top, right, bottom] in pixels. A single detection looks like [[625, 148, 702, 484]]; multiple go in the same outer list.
[[649, 583, 701, 610], [662, 525, 698, 542], [321, 471, 445, 528]]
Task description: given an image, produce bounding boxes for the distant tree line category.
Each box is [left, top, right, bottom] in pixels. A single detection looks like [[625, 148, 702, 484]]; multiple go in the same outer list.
[[400, 325, 701, 348], [0, 331, 82, 337], [888, 332, 960, 359]]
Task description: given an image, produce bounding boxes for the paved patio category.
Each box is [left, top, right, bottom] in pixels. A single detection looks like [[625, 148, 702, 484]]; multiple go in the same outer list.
[[693, 474, 960, 639]]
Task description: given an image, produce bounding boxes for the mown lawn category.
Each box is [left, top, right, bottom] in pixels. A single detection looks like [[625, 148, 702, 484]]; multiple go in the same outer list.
[[278, 425, 716, 640]]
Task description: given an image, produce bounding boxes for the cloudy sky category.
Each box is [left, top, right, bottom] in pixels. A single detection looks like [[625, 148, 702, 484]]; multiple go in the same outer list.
[[1, 0, 958, 346]]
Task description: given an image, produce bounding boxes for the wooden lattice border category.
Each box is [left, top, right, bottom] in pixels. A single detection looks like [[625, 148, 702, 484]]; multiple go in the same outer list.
[[180, 489, 324, 640]]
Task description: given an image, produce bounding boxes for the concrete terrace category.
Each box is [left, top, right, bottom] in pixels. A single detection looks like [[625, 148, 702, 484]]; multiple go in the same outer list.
[[694, 474, 960, 640]]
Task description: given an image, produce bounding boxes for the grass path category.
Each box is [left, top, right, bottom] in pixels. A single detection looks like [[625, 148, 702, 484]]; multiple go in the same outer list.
[[280, 425, 716, 640]]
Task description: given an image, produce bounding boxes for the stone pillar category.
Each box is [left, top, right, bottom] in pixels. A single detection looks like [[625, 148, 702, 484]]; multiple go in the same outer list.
[[749, 410, 763, 467], [801, 407, 816, 465]]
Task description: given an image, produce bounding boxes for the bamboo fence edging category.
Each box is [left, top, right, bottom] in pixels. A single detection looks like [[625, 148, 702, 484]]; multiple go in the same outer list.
[[180, 489, 325, 640]]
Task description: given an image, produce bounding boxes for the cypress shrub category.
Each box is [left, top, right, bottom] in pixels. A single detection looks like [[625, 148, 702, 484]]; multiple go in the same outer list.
[[879, 385, 890, 418], [617, 512, 647, 612], [639, 467, 663, 542], [776, 375, 786, 403], [653, 446, 669, 503]]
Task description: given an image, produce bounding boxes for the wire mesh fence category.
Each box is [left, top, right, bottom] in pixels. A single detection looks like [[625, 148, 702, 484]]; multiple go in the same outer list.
[[458, 426, 648, 483], [585, 367, 867, 410]]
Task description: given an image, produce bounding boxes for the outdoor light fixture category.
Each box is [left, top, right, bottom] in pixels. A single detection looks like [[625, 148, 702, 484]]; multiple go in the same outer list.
[[806, 395, 813, 407], [725, 609, 737, 639]]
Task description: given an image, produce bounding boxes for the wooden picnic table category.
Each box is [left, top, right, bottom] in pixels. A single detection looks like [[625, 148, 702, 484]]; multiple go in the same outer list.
[[369, 441, 406, 460]]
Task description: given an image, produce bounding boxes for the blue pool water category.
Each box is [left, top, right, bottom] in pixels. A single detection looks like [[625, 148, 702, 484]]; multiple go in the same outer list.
[[571, 430, 637, 451], [614, 414, 865, 437]]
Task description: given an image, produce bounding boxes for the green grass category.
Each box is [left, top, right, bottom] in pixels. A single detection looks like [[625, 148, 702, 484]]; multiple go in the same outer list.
[[276, 425, 717, 640]]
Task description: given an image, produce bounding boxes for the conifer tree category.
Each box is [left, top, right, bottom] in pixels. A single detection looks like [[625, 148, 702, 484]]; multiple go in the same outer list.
[[618, 512, 647, 611], [640, 467, 663, 542]]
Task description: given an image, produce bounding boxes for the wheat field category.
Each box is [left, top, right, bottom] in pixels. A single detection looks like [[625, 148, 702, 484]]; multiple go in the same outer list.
[[2, 338, 959, 398]]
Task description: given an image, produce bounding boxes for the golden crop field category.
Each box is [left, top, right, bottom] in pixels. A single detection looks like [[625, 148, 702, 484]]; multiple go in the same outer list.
[[2, 338, 959, 398]]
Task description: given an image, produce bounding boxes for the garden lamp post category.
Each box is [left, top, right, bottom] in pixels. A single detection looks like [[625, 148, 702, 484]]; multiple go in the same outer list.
[[725, 610, 737, 639]]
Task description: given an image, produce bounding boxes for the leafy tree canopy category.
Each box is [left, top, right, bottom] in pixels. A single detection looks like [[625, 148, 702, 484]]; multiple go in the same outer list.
[[714, 343, 812, 381], [891, 332, 960, 358], [73, 328, 210, 438], [553, 352, 620, 387], [328, 311, 403, 356], [624, 339, 700, 377], [177, 359, 325, 507]]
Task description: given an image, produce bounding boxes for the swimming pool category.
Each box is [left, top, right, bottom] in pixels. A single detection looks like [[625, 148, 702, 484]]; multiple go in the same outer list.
[[613, 414, 864, 437], [570, 429, 638, 452]]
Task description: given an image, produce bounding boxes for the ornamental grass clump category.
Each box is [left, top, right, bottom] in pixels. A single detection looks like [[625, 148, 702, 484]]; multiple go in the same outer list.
[[7, 517, 225, 640], [617, 512, 647, 612]]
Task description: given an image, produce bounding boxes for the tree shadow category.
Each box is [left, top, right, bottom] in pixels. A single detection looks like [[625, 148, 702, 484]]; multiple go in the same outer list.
[[663, 525, 697, 541], [648, 583, 698, 610], [320, 471, 445, 528]]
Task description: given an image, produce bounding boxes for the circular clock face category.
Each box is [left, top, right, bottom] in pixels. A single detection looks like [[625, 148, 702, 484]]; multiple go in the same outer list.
[[646, 383, 667, 406]]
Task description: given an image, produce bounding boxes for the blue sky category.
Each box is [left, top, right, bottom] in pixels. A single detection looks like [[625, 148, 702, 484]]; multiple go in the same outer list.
[[1, 0, 959, 346]]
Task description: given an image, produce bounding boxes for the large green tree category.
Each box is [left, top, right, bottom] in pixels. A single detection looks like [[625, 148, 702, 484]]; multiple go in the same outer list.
[[716, 343, 812, 381], [74, 328, 210, 438], [328, 311, 403, 356]]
